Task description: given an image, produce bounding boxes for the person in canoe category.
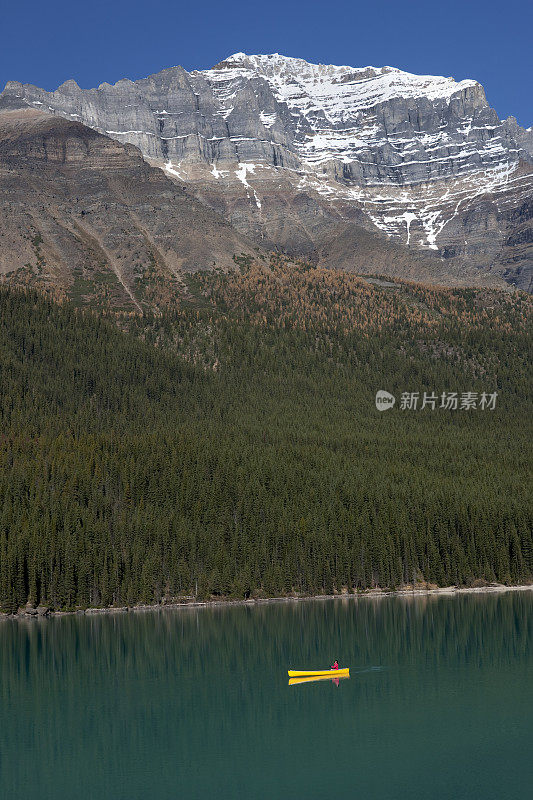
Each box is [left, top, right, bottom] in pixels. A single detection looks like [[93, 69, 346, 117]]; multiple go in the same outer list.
[[331, 660, 339, 670]]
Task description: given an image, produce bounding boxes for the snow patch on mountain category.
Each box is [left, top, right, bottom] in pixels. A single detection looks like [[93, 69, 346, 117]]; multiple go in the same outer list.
[[235, 163, 262, 208], [216, 53, 479, 109], [199, 53, 528, 250], [3, 52, 530, 268]]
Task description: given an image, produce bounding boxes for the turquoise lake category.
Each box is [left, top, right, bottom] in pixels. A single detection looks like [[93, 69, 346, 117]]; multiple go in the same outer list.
[[1, 592, 532, 799]]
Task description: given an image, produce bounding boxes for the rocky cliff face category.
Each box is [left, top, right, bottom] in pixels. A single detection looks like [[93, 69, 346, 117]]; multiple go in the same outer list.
[[0, 104, 259, 309], [2, 53, 532, 290]]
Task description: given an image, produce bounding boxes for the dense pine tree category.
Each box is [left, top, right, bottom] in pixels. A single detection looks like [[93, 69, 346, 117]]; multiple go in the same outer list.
[[0, 264, 531, 611]]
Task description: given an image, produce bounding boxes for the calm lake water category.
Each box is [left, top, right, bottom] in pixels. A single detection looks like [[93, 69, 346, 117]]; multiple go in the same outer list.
[[1, 592, 532, 799]]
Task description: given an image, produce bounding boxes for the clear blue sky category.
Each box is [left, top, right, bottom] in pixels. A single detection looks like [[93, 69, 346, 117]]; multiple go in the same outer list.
[[2, 0, 531, 127]]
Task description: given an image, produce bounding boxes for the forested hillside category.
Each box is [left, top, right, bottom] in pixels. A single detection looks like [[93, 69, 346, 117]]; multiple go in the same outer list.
[[0, 262, 531, 611]]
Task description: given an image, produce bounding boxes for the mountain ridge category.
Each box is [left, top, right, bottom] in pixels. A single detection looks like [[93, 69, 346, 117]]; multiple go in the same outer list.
[[1, 53, 532, 290]]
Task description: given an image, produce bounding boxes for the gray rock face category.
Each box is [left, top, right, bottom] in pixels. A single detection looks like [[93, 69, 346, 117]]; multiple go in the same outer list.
[[2, 53, 532, 289], [0, 107, 259, 309]]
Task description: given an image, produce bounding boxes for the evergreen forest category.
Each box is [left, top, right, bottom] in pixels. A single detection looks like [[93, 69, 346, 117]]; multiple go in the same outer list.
[[0, 259, 531, 611]]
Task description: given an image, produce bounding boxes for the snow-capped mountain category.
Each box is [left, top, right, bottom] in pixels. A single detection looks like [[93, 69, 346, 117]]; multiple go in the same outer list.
[[2, 53, 532, 289]]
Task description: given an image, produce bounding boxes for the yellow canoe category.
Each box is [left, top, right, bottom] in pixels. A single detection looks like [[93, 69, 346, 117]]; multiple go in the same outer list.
[[289, 674, 349, 686], [288, 668, 349, 678]]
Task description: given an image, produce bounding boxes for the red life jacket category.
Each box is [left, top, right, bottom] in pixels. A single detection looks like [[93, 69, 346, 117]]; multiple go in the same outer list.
[[332, 661, 339, 670]]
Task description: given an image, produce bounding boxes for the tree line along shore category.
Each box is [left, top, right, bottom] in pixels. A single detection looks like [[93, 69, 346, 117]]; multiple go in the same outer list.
[[0, 262, 531, 612]]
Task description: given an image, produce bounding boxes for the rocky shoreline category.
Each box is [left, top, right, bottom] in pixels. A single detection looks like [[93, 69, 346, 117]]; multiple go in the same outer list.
[[2, 583, 532, 621]]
